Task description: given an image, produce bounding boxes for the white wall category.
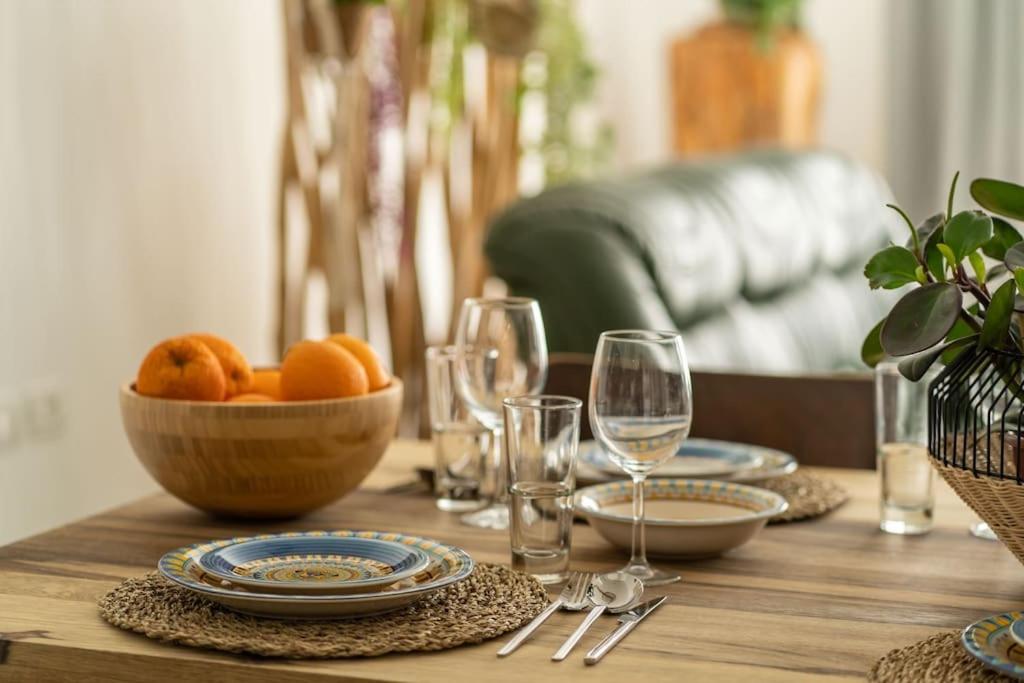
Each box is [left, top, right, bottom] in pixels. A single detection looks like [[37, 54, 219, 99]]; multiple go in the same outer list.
[[578, 0, 890, 173], [0, 1, 283, 544]]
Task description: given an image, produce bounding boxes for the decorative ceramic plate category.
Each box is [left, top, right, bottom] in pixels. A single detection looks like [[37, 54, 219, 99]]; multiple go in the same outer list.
[[158, 531, 474, 619], [578, 438, 789, 481], [577, 479, 788, 558], [963, 612, 1024, 679], [196, 533, 432, 595]]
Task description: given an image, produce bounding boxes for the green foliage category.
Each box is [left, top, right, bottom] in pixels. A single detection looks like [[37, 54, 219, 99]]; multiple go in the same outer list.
[[880, 283, 962, 357], [943, 211, 993, 263], [860, 318, 886, 368], [863, 171, 1024, 380], [864, 246, 919, 290], [527, 0, 613, 185], [720, 0, 802, 48], [981, 280, 1017, 348], [971, 178, 1024, 221], [982, 218, 1022, 260], [898, 335, 978, 381]]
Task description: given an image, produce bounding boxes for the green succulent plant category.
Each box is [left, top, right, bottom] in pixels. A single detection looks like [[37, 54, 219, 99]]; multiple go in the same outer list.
[[862, 174, 1024, 381]]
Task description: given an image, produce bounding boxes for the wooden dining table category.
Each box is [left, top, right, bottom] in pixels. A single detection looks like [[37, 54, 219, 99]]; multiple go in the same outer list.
[[2, 439, 1024, 682]]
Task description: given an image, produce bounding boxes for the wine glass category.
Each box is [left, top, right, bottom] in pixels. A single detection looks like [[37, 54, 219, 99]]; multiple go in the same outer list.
[[455, 297, 548, 529], [589, 330, 692, 585]]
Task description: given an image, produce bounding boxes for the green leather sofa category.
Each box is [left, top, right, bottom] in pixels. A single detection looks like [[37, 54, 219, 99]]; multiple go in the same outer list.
[[485, 149, 900, 374]]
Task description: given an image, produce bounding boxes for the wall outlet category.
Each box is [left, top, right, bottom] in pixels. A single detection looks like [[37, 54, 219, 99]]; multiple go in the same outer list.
[[0, 394, 19, 452], [22, 382, 66, 441]]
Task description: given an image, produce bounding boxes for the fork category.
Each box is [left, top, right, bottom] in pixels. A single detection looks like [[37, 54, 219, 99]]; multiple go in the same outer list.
[[497, 571, 593, 657]]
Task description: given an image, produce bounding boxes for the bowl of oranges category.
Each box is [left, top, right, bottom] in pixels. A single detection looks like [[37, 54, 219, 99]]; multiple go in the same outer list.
[[120, 333, 402, 518]]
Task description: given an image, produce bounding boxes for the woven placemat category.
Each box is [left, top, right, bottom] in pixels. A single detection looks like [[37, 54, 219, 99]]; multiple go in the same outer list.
[[869, 631, 1014, 682], [99, 564, 546, 659], [760, 470, 849, 523]]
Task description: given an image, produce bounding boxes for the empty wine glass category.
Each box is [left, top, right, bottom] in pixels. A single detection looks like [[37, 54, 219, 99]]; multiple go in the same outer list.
[[455, 297, 548, 529], [589, 330, 692, 585]]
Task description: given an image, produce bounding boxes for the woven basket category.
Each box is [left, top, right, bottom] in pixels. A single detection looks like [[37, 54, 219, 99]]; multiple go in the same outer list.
[[933, 460, 1024, 565], [928, 346, 1024, 567]]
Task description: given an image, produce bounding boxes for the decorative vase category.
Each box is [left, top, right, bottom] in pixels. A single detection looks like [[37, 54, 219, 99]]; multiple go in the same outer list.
[[928, 345, 1024, 565], [668, 20, 821, 155]]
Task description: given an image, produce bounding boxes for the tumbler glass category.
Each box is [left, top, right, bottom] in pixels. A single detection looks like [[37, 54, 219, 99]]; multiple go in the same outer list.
[[504, 395, 581, 584], [876, 361, 934, 535], [426, 345, 492, 512]]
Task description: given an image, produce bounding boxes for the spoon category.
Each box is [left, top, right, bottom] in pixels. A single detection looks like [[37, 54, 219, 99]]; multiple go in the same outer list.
[[551, 571, 643, 661]]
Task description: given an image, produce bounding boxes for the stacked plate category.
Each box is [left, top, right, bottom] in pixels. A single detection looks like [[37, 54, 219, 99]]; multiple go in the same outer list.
[[577, 438, 798, 484], [158, 530, 474, 619]]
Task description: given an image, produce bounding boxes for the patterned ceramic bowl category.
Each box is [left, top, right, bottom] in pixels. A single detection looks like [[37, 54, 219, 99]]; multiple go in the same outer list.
[[196, 532, 433, 595], [578, 479, 788, 559]]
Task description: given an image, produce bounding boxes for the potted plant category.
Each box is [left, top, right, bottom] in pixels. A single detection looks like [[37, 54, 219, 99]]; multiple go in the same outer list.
[[863, 174, 1024, 563], [669, 0, 819, 155]]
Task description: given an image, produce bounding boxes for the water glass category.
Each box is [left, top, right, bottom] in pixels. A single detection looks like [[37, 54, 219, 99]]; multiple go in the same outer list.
[[876, 361, 934, 535], [589, 330, 692, 586], [426, 345, 491, 512], [504, 395, 581, 584]]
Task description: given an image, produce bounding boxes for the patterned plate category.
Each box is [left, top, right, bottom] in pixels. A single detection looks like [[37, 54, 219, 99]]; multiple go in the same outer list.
[[158, 531, 474, 619], [196, 533, 432, 595], [963, 612, 1024, 679], [578, 438, 788, 480]]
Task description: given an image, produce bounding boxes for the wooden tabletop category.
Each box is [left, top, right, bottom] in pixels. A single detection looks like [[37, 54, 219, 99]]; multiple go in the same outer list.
[[2, 440, 1024, 682]]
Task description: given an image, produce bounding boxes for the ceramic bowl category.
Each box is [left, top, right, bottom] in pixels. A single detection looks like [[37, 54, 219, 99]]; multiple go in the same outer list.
[[578, 479, 788, 559], [159, 530, 474, 619], [119, 378, 402, 518], [196, 532, 432, 595]]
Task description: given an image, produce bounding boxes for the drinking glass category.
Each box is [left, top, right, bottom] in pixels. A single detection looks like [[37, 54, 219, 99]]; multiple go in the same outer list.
[[589, 330, 692, 586], [455, 297, 548, 529], [504, 395, 581, 584], [876, 361, 934, 535], [425, 345, 492, 512]]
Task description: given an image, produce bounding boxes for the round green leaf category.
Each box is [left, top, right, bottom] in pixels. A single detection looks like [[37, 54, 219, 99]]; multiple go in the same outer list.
[[943, 210, 993, 263], [971, 178, 1024, 221], [880, 282, 963, 356], [981, 279, 1017, 348], [1006, 244, 1024, 271], [861, 318, 886, 367], [982, 217, 1023, 260], [897, 335, 978, 381], [864, 246, 919, 290]]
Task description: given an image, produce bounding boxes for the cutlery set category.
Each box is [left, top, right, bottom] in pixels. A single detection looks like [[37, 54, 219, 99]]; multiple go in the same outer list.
[[497, 570, 668, 664]]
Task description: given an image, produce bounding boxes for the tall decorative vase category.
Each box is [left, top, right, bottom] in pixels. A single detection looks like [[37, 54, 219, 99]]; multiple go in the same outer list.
[[669, 20, 821, 155]]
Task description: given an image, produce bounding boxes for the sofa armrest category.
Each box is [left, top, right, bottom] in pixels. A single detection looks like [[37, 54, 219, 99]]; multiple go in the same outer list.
[[486, 215, 676, 353]]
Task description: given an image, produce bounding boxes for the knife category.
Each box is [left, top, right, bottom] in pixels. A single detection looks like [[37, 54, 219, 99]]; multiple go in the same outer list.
[[584, 596, 669, 665]]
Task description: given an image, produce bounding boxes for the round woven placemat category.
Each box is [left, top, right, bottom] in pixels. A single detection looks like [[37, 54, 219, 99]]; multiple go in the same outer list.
[[99, 564, 546, 659], [760, 470, 849, 523], [869, 631, 1015, 682]]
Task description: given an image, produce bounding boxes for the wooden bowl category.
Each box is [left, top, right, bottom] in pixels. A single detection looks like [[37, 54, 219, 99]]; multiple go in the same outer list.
[[119, 379, 403, 518]]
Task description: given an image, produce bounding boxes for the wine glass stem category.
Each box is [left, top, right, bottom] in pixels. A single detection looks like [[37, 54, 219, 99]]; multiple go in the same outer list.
[[493, 426, 508, 504], [630, 474, 647, 568]]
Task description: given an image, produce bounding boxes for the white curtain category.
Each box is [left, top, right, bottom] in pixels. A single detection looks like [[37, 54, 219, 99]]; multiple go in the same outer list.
[[887, 0, 1024, 219]]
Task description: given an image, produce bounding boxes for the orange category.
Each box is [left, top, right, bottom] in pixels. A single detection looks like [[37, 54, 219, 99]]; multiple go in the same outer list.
[[136, 337, 226, 401], [326, 333, 391, 391], [280, 340, 369, 400], [249, 369, 282, 400], [228, 393, 274, 403], [187, 333, 254, 398]]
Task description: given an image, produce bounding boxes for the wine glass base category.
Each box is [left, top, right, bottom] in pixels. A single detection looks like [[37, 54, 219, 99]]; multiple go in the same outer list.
[[619, 561, 680, 586], [970, 520, 998, 541], [461, 503, 509, 530]]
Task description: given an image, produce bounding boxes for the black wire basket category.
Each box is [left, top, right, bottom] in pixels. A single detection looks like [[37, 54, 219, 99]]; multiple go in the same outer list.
[[928, 345, 1024, 563]]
